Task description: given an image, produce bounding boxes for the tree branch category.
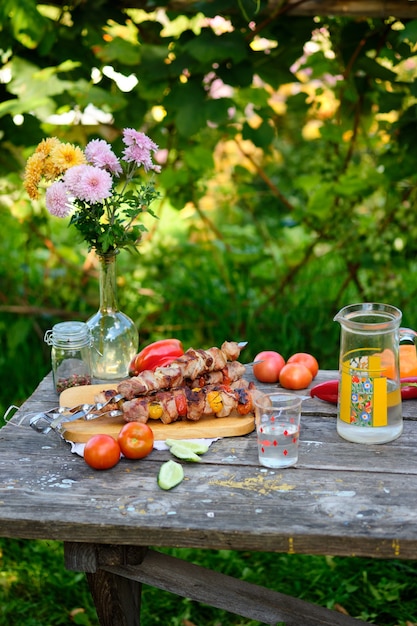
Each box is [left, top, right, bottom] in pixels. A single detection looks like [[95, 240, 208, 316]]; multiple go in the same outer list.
[[234, 137, 295, 212], [37, 0, 417, 19]]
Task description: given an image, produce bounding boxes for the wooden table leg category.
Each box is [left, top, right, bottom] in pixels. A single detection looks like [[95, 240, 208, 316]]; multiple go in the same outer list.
[[64, 542, 147, 626]]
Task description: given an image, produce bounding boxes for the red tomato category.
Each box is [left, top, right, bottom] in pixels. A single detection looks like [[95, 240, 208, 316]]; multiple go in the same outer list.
[[174, 393, 188, 417], [279, 363, 313, 390], [253, 351, 286, 383], [287, 352, 319, 378], [84, 434, 121, 470], [118, 422, 154, 459]]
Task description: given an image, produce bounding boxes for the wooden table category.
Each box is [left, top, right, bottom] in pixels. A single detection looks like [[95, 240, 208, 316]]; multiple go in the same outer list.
[[1, 369, 417, 626]]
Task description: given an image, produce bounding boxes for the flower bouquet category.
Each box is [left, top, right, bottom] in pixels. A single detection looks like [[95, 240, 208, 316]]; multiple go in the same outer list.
[[25, 129, 162, 380]]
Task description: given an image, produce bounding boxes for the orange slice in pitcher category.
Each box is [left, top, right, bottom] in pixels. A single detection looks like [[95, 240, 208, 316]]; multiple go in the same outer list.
[[399, 344, 417, 378]]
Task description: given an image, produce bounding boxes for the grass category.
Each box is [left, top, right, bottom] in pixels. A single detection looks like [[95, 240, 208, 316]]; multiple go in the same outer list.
[[1, 539, 417, 625]]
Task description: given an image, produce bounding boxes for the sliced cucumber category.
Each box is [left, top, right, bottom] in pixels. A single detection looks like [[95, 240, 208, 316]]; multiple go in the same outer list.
[[158, 460, 184, 490], [165, 439, 209, 455], [168, 443, 202, 462]]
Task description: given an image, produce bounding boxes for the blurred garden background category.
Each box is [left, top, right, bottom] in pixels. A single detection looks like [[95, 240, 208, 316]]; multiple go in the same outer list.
[[3, 0, 417, 417], [1, 1, 417, 624]]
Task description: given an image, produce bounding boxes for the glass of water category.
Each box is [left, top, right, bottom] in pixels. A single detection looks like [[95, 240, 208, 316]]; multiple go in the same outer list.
[[254, 392, 302, 469]]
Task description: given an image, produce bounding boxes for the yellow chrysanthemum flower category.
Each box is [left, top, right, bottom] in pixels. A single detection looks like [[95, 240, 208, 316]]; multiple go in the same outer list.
[[24, 152, 45, 200], [35, 137, 60, 157], [43, 157, 61, 182], [50, 142, 86, 173]]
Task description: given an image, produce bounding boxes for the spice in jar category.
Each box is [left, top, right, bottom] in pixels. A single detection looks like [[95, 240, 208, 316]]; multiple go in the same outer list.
[[44, 321, 92, 394]]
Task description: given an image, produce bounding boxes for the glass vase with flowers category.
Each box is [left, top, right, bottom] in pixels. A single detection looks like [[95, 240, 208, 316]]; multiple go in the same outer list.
[[24, 128, 161, 380]]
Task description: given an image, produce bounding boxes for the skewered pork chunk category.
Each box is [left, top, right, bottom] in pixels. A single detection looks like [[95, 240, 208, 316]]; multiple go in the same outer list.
[[122, 381, 259, 424], [220, 341, 243, 361], [193, 361, 245, 387], [183, 386, 207, 421], [94, 362, 248, 415], [118, 342, 246, 400]]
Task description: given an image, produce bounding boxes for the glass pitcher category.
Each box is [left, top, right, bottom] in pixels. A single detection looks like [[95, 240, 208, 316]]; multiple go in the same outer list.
[[334, 303, 417, 444]]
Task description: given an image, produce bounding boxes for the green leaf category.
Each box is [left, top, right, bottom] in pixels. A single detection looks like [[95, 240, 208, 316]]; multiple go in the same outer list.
[[183, 146, 214, 171], [93, 37, 141, 65], [397, 19, 417, 45], [307, 184, 335, 217], [7, 57, 73, 99], [339, 20, 373, 65], [237, 86, 270, 108], [300, 51, 336, 79], [317, 122, 345, 144], [159, 166, 190, 190], [334, 168, 380, 197], [176, 104, 207, 136], [169, 81, 207, 136], [140, 43, 172, 82], [205, 98, 234, 125], [6, 0, 50, 48], [357, 56, 397, 82], [70, 80, 128, 113], [242, 120, 275, 149], [377, 91, 406, 114], [185, 30, 248, 64], [216, 60, 253, 88], [285, 91, 309, 115], [408, 82, 417, 98], [0, 96, 50, 119], [255, 60, 295, 90]]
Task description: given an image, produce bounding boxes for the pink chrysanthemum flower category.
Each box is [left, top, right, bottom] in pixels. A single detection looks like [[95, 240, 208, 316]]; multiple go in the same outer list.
[[74, 165, 113, 203], [45, 181, 72, 217], [63, 164, 88, 195], [85, 139, 123, 176], [123, 128, 158, 150], [122, 128, 161, 172]]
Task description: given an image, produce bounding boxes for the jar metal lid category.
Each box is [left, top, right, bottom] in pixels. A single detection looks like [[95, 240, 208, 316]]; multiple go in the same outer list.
[[44, 321, 91, 348]]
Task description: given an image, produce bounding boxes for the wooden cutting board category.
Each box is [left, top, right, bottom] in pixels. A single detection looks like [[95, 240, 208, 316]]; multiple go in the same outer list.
[[59, 384, 255, 443]]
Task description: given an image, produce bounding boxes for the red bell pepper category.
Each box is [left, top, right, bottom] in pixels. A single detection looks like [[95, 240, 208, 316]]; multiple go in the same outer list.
[[310, 377, 417, 403], [310, 380, 339, 404], [129, 339, 184, 376], [399, 377, 417, 400]]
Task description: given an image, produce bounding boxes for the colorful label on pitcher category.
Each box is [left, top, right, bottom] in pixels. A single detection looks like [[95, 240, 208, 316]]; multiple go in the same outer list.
[[340, 353, 389, 427]]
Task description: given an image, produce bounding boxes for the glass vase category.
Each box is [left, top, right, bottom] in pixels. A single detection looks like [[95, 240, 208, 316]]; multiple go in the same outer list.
[[87, 251, 138, 380]]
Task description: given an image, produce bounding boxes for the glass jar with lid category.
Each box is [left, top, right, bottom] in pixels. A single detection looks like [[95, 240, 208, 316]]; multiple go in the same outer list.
[[44, 321, 92, 394]]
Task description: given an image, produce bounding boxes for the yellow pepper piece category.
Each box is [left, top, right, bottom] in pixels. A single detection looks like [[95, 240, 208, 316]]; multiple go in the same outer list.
[[149, 401, 164, 419], [207, 390, 223, 414]]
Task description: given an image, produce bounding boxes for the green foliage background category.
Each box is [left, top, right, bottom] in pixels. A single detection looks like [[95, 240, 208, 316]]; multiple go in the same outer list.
[[2, 1, 417, 417]]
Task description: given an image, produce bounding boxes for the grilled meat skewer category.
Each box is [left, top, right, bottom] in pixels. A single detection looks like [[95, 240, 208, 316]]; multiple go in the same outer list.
[[194, 361, 245, 387], [118, 341, 246, 400], [93, 361, 247, 415], [122, 380, 261, 424]]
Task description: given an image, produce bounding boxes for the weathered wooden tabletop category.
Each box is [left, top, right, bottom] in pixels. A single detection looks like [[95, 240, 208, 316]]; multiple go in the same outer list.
[[1, 369, 417, 625], [1, 368, 417, 557]]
